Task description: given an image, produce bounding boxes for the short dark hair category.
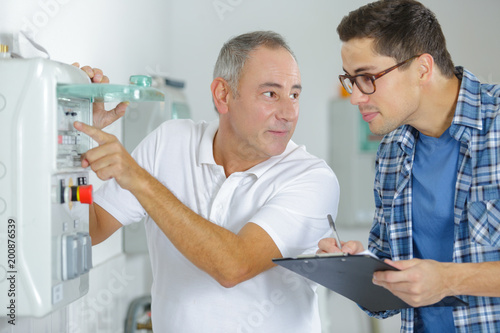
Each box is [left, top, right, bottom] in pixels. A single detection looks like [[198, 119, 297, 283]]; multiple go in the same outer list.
[[337, 0, 455, 77]]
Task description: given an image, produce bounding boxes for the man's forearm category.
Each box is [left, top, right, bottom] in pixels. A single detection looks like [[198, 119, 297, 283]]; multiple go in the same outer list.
[[128, 169, 280, 287], [89, 202, 122, 245], [448, 261, 500, 297]]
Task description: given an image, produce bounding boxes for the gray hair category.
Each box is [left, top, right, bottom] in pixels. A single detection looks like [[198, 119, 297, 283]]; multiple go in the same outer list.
[[213, 31, 296, 96]]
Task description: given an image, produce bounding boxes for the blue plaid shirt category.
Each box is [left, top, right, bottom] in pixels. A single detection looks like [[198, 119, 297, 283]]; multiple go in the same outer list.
[[368, 67, 500, 332]]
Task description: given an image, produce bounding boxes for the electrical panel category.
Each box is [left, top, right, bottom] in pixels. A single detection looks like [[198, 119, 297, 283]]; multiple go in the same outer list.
[[0, 57, 94, 317], [0, 56, 164, 318]]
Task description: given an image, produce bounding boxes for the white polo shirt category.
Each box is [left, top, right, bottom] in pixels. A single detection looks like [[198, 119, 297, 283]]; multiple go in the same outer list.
[[94, 119, 339, 333]]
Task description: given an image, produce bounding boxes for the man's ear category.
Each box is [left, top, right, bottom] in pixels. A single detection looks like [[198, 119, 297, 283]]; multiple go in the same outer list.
[[417, 53, 434, 82], [211, 77, 231, 115]]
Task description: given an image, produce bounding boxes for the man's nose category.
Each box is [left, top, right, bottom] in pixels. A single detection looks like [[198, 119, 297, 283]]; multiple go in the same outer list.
[[349, 84, 369, 106], [277, 97, 299, 121]]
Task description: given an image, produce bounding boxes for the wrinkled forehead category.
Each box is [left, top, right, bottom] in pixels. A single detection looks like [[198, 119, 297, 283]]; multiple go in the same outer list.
[[241, 46, 301, 82]]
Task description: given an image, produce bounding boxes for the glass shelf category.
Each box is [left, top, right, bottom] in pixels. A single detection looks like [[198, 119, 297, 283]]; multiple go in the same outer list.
[[57, 76, 164, 103]]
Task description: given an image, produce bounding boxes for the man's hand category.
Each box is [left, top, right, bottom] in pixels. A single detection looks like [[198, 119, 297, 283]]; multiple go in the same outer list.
[[372, 258, 452, 307], [72, 63, 129, 129], [317, 238, 364, 255], [74, 121, 146, 191]]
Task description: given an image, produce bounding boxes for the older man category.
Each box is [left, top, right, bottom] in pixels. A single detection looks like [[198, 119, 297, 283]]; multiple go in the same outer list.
[[78, 31, 339, 332]]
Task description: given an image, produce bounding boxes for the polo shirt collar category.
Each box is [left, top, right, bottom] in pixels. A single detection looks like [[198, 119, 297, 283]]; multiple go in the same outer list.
[[245, 141, 298, 178], [197, 119, 298, 178], [198, 119, 219, 166]]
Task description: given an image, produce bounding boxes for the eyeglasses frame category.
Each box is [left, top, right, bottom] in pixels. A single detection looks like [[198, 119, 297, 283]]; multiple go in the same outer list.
[[339, 55, 422, 95]]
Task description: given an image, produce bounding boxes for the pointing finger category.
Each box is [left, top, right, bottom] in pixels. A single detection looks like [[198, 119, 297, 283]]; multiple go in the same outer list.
[[74, 121, 113, 145]]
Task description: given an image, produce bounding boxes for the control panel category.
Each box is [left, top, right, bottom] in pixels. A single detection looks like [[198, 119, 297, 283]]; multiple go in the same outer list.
[[0, 55, 163, 318], [0, 57, 94, 317], [57, 97, 92, 169]]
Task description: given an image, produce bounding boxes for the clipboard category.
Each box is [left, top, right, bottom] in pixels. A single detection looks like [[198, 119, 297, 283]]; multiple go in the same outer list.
[[272, 254, 468, 312]]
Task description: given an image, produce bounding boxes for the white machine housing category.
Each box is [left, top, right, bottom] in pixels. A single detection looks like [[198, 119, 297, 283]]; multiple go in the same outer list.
[[0, 57, 94, 317]]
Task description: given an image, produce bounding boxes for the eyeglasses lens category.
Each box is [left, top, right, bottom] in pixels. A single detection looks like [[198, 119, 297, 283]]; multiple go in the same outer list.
[[356, 76, 374, 94], [341, 77, 353, 94], [341, 75, 374, 95]]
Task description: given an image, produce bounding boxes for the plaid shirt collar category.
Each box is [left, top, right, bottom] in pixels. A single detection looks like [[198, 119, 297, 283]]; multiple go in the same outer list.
[[395, 67, 482, 156]]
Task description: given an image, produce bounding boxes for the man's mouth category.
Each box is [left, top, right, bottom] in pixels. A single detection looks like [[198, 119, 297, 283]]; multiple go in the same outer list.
[[268, 129, 289, 136], [361, 112, 378, 122]]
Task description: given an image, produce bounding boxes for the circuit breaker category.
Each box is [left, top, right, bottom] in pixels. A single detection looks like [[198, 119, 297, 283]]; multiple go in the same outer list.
[[0, 55, 163, 317]]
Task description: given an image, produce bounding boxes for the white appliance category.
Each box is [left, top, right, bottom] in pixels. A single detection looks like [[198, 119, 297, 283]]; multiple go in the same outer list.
[[0, 43, 163, 317], [0, 56, 94, 318]]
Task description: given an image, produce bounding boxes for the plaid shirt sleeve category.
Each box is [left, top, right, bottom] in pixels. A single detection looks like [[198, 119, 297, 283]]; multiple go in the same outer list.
[[364, 67, 500, 332]]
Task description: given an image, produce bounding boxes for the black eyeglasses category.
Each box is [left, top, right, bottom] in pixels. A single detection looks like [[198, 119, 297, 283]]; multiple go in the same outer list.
[[339, 55, 421, 95]]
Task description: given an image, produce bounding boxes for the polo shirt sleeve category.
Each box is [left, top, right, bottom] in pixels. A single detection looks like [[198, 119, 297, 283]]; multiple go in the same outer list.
[[250, 165, 339, 258], [93, 178, 146, 226]]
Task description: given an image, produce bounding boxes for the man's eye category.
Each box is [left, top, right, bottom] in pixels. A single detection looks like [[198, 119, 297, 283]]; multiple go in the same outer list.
[[263, 91, 276, 98], [290, 92, 299, 100], [359, 75, 372, 84]]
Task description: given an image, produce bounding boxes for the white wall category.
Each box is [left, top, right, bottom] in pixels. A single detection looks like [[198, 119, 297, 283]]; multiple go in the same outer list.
[[167, 0, 363, 159], [1, 0, 499, 332], [4, 0, 498, 162], [166, 0, 500, 162]]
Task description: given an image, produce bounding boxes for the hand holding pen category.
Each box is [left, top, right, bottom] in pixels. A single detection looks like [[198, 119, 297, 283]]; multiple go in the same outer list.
[[317, 215, 365, 255], [327, 214, 342, 249]]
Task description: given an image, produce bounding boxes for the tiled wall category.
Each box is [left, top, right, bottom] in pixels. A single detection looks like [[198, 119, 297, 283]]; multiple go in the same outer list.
[[0, 253, 152, 333]]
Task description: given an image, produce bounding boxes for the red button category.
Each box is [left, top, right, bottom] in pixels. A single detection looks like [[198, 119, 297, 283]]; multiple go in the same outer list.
[[77, 185, 93, 204]]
